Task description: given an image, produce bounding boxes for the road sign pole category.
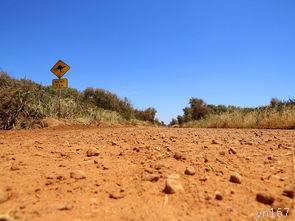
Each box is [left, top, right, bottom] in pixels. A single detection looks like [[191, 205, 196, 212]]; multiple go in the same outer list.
[[58, 88, 61, 119]]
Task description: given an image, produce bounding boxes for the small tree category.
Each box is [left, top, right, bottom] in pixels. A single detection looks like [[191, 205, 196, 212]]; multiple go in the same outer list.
[[189, 98, 209, 120]]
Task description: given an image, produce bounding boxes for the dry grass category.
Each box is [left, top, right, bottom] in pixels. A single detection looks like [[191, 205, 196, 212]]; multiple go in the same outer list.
[[0, 72, 137, 129], [183, 105, 295, 129]]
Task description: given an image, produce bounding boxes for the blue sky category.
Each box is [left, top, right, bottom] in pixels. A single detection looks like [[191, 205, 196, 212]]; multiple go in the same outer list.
[[1, 0, 294, 123]]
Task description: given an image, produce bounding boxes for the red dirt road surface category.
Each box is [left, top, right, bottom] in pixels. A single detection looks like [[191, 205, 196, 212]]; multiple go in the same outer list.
[[0, 126, 294, 221]]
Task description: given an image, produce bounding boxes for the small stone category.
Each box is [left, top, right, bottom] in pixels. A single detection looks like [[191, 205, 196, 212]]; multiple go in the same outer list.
[[184, 166, 196, 176], [256, 192, 275, 205], [0, 189, 9, 204], [86, 148, 99, 157], [199, 176, 208, 182], [142, 173, 160, 182], [60, 152, 69, 157], [111, 141, 118, 146], [282, 187, 294, 199], [70, 170, 86, 180], [109, 192, 125, 199], [174, 152, 183, 160], [219, 151, 225, 156], [229, 172, 242, 184], [211, 140, 218, 144], [57, 203, 73, 210], [163, 179, 184, 194], [228, 148, 237, 155], [215, 191, 223, 200], [10, 165, 20, 171]]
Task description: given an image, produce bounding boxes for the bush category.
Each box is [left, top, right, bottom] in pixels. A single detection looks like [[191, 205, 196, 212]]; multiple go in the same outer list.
[[0, 72, 157, 129]]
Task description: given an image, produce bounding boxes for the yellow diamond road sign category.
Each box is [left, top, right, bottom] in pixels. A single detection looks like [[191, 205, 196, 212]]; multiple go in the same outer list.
[[51, 60, 70, 78], [52, 78, 68, 88]]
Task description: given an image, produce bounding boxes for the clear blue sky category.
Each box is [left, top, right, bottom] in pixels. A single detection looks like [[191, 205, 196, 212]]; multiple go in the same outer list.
[[1, 0, 294, 123]]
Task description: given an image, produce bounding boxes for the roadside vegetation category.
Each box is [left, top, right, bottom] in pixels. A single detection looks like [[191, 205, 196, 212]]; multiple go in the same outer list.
[[170, 98, 295, 129], [0, 72, 160, 130]]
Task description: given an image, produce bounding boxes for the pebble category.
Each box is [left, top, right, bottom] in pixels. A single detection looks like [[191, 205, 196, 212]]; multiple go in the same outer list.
[[86, 148, 99, 157], [174, 152, 185, 160], [282, 187, 294, 199], [211, 140, 218, 144], [228, 147, 237, 155], [163, 179, 184, 194], [142, 173, 160, 182], [109, 192, 125, 199], [111, 141, 118, 146], [256, 192, 275, 205], [10, 165, 20, 171], [199, 176, 208, 182], [57, 203, 73, 210], [229, 172, 242, 184], [70, 170, 86, 180], [184, 166, 196, 176], [215, 191, 223, 200], [219, 151, 225, 156], [0, 189, 9, 204]]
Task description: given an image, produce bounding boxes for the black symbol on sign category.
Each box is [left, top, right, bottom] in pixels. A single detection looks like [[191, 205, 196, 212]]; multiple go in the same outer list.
[[56, 65, 65, 72]]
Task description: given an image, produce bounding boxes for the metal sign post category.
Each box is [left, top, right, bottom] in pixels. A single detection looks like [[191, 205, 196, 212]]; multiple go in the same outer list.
[[58, 88, 61, 118], [50, 60, 70, 119]]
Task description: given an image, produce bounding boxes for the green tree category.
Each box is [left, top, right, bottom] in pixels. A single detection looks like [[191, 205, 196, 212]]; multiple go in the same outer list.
[[189, 98, 209, 120]]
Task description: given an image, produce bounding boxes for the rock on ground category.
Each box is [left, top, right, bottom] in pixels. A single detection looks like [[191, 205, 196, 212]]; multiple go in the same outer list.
[[256, 192, 275, 205], [184, 166, 196, 176], [282, 186, 294, 199], [229, 172, 242, 184], [70, 170, 86, 180], [163, 178, 184, 194], [86, 148, 99, 157]]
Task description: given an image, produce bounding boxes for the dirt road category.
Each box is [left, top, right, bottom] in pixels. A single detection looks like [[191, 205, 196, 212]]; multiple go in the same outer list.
[[0, 125, 294, 221]]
